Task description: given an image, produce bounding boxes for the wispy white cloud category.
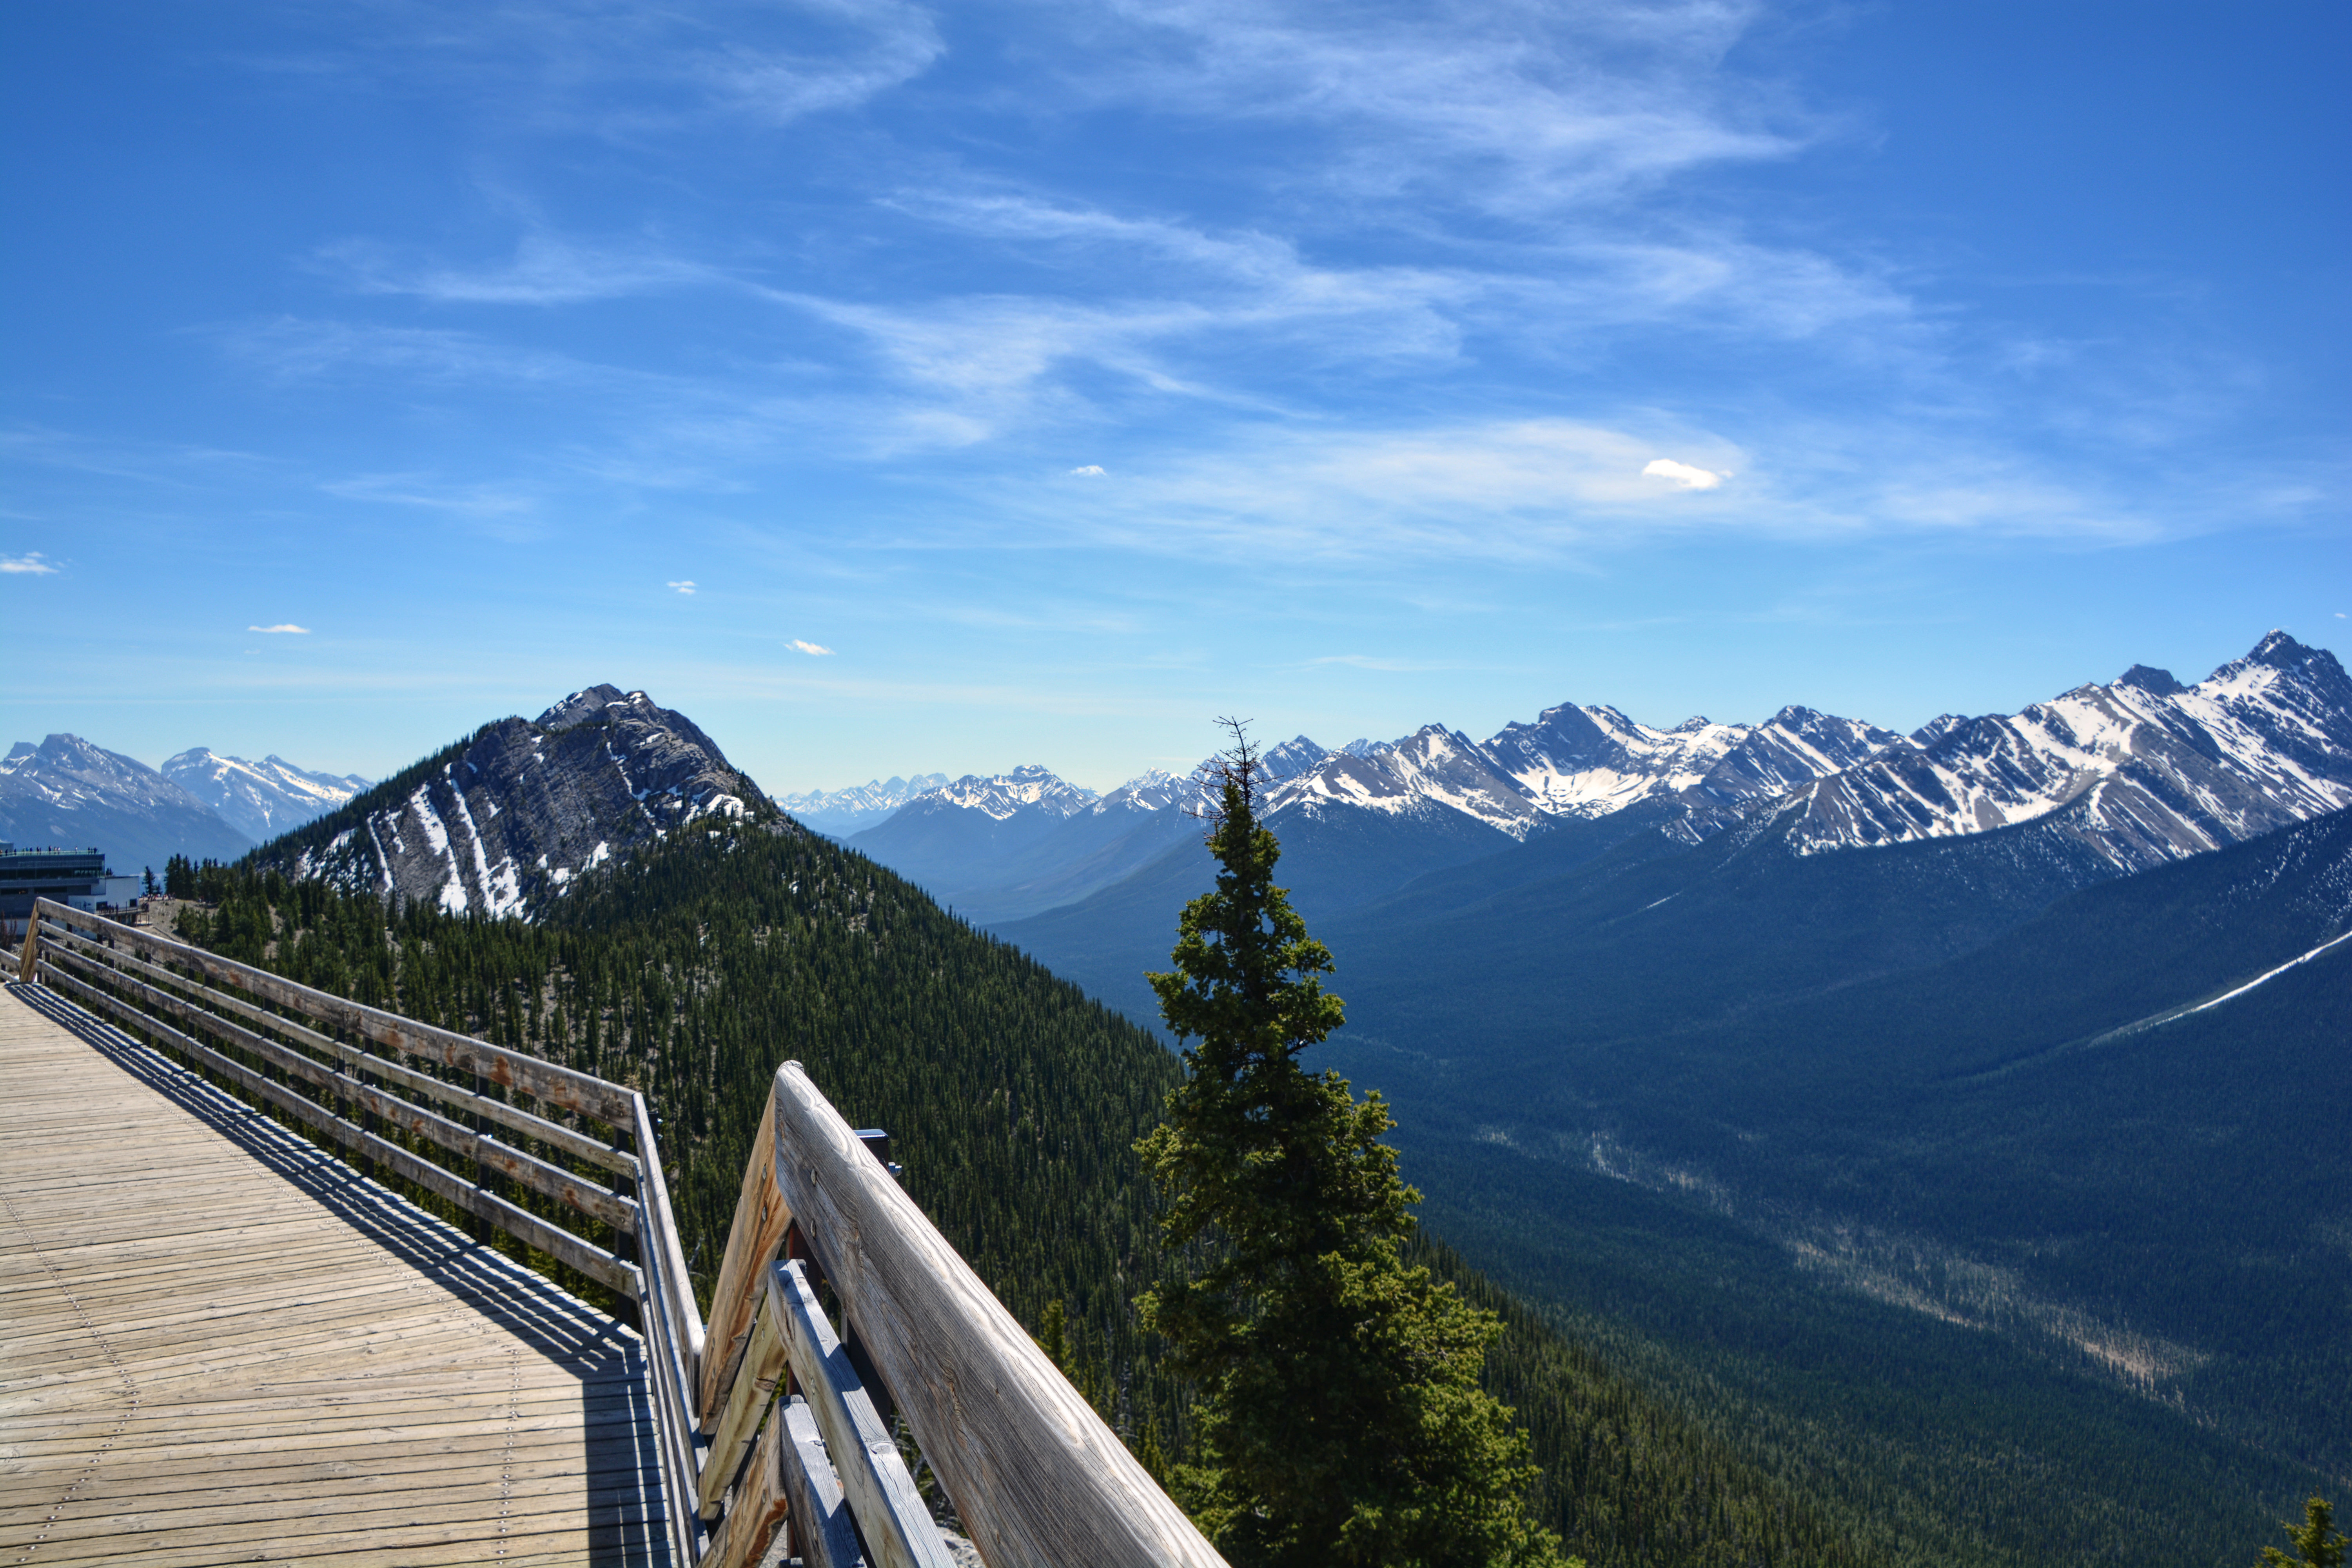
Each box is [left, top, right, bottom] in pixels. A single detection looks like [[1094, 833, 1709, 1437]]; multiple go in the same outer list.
[[249, 623, 312, 634], [692, 0, 944, 124], [1068, 464, 1106, 476], [668, 580, 698, 595], [1308, 653, 1450, 672], [1, 552, 59, 575], [986, 412, 2161, 563], [1644, 457, 1725, 489], [320, 232, 728, 306], [221, 318, 630, 388], [241, 0, 943, 135], [1060, 0, 1804, 217], [320, 473, 539, 518], [788, 639, 836, 656]]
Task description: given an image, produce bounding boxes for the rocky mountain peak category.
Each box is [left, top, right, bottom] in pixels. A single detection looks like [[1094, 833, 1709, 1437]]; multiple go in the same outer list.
[[1259, 735, 1332, 782], [535, 683, 648, 730], [2116, 664, 2185, 697], [1782, 631, 2352, 872], [264, 686, 766, 919], [2246, 628, 2317, 669]]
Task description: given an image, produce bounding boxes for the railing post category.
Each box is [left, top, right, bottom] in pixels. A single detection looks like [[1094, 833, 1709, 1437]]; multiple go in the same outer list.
[[18, 905, 42, 984]]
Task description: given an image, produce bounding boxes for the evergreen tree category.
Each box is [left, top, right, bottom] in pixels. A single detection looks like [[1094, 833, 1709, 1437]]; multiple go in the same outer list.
[[1137, 724, 1572, 1568], [2261, 1497, 2346, 1568]]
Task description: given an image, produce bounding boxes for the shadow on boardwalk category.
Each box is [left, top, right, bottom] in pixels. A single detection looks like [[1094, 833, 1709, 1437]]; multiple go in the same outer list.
[[6, 979, 672, 1567]]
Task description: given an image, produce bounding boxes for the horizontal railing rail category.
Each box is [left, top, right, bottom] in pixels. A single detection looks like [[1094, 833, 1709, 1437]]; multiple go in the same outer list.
[[14, 898, 709, 1567]]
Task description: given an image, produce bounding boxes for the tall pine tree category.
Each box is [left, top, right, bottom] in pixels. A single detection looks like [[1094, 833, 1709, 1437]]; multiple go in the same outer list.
[[1138, 725, 1571, 1568]]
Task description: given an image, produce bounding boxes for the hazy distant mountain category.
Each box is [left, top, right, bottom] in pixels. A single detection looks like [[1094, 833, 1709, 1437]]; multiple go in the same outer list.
[[836, 740, 1356, 922], [779, 773, 949, 836], [258, 684, 766, 918], [0, 734, 253, 875], [162, 749, 373, 844]]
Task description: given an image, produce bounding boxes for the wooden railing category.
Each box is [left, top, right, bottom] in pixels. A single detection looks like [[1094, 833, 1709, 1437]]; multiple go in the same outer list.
[[15, 897, 1226, 1567], [15, 897, 708, 1567], [689, 1065, 1226, 1567]]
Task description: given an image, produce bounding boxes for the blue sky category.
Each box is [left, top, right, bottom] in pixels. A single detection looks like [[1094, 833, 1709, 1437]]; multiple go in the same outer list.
[[5, 0, 2346, 795]]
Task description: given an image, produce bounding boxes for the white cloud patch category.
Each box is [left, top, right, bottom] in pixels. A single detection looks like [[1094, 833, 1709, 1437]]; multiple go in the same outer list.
[[322, 232, 728, 307], [1644, 458, 1726, 490], [788, 639, 835, 656], [249, 623, 312, 634], [1, 552, 59, 575], [1069, 464, 1107, 476], [668, 580, 697, 595]]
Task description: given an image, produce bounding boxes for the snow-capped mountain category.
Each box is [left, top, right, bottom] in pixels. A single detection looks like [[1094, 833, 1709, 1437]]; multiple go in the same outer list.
[[162, 749, 373, 844], [1, 734, 254, 874], [1262, 735, 1336, 782], [1260, 704, 1904, 843], [1273, 726, 1544, 838], [826, 630, 2352, 932], [264, 685, 766, 919], [780, 774, 949, 836], [922, 764, 1100, 820], [1780, 632, 2352, 873], [1092, 768, 1202, 815]]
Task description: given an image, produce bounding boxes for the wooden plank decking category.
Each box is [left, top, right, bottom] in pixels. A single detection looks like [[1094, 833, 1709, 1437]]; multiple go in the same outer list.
[[0, 981, 673, 1567]]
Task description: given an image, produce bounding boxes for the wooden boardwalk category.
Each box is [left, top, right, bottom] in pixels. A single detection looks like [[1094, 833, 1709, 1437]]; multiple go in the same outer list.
[[0, 982, 672, 1567]]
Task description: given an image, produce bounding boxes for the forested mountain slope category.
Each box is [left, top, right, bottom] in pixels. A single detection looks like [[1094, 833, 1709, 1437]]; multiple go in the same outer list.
[[165, 813, 1895, 1568], [1323, 807, 2352, 1566]]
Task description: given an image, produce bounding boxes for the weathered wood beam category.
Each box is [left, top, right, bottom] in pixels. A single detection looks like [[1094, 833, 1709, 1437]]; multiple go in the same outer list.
[[777, 1397, 864, 1568], [699, 1298, 785, 1520], [628, 1088, 708, 1568], [700, 1084, 791, 1428], [770, 1060, 1227, 1568], [767, 1257, 950, 1568]]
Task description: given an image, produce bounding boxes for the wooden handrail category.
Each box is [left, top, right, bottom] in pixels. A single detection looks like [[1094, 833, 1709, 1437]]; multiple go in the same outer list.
[[40, 937, 636, 1232], [689, 1061, 1227, 1568], [37, 918, 636, 1173], [28, 897, 635, 1123], [19, 898, 713, 1565]]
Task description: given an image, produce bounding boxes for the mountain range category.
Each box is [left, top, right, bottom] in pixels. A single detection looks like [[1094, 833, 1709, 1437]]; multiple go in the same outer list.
[[0, 734, 369, 875], [826, 630, 2350, 941], [777, 772, 949, 836]]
